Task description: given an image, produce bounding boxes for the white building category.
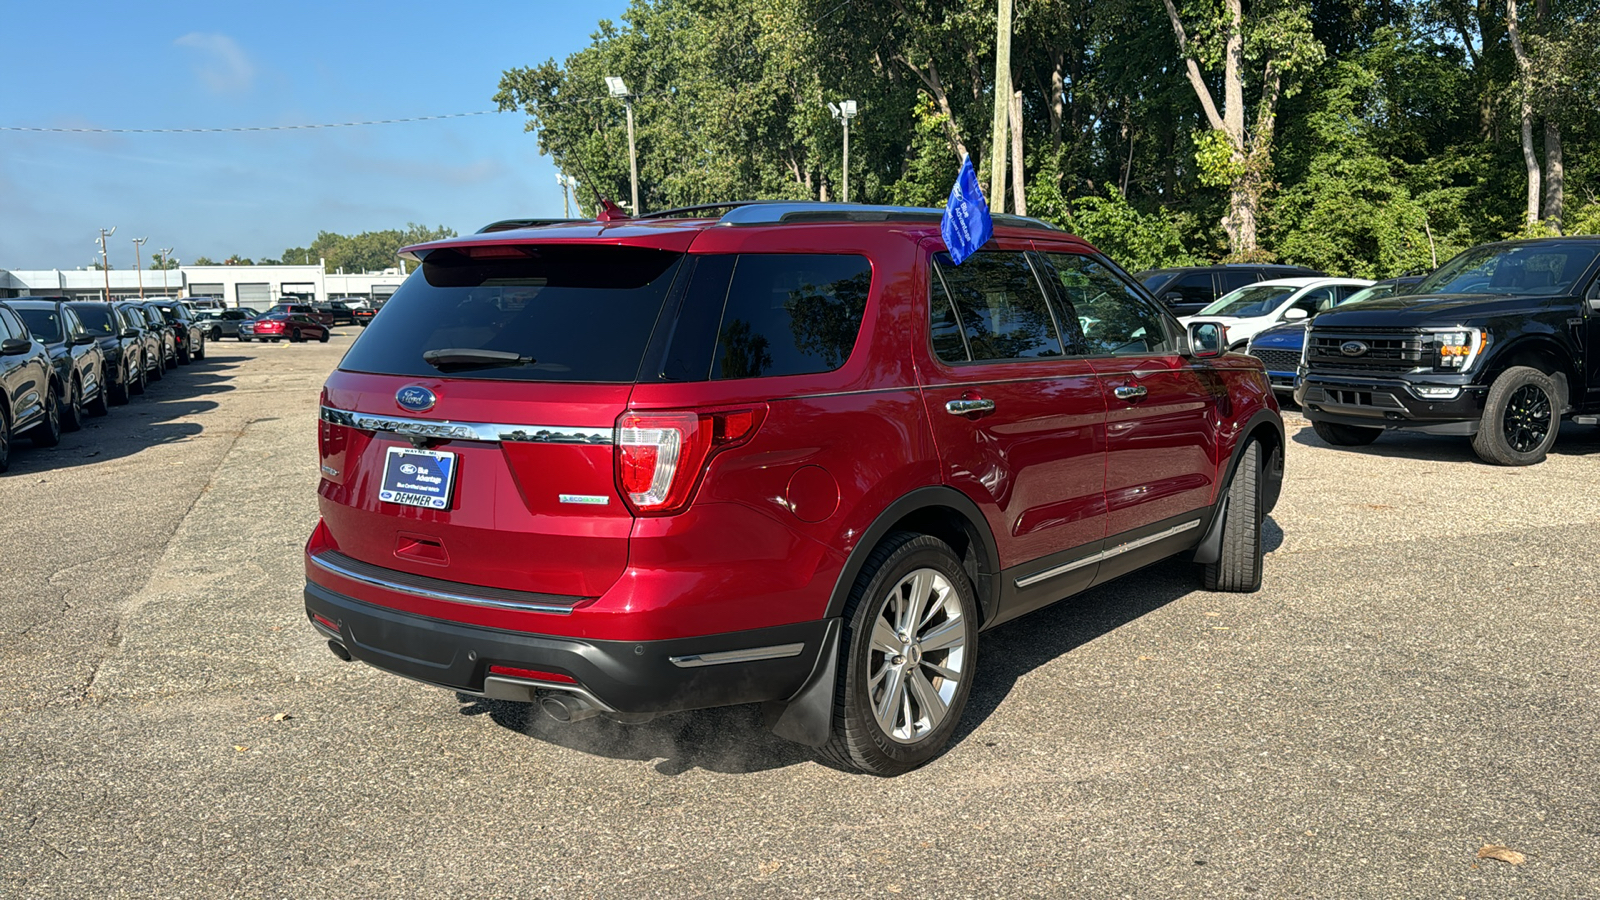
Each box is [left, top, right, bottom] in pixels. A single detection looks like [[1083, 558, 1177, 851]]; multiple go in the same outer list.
[[0, 262, 409, 307]]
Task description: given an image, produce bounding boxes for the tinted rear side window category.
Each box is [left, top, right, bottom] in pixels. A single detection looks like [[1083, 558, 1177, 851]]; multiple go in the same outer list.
[[931, 251, 1063, 361], [17, 308, 65, 343], [659, 253, 872, 381], [338, 245, 684, 383], [72, 305, 117, 335]]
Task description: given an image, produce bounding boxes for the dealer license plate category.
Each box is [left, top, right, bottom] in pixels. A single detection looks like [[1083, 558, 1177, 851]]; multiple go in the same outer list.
[[378, 447, 457, 510]]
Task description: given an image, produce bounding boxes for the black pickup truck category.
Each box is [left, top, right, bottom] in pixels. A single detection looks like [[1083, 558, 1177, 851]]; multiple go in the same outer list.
[[1298, 237, 1600, 465]]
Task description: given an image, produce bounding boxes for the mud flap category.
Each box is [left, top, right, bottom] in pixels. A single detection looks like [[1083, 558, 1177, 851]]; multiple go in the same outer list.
[[763, 617, 841, 747]]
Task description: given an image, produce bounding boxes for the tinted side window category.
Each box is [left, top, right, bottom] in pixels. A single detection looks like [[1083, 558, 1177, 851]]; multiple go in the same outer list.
[[1219, 270, 1258, 293], [0, 308, 17, 341], [712, 254, 872, 380], [1044, 253, 1178, 356], [931, 251, 1063, 362], [1167, 272, 1215, 305]]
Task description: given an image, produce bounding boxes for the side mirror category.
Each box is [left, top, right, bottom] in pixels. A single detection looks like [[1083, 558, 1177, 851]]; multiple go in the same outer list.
[[1283, 308, 1309, 321], [1187, 322, 1224, 359], [72, 332, 98, 346], [0, 337, 32, 356], [121, 327, 140, 339]]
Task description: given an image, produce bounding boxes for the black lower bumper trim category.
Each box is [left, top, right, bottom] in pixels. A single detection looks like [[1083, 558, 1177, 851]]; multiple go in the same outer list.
[[305, 581, 830, 714]]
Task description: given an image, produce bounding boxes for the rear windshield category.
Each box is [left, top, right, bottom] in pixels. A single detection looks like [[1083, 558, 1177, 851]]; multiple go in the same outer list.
[[1418, 241, 1600, 296], [73, 305, 117, 336], [339, 245, 685, 383], [17, 308, 64, 343]]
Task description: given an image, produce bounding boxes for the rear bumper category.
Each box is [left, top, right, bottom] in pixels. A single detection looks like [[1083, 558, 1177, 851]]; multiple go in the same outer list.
[[304, 580, 831, 715]]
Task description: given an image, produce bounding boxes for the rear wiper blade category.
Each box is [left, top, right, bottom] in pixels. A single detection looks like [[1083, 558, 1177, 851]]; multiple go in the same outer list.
[[421, 348, 537, 370]]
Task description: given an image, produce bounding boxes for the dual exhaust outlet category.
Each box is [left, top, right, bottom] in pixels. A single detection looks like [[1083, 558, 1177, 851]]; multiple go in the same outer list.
[[323, 638, 599, 723]]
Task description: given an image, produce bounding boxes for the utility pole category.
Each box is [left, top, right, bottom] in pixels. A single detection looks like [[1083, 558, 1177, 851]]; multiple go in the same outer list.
[[132, 236, 148, 299], [158, 247, 174, 296], [605, 76, 641, 215], [988, 0, 1014, 211], [97, 226, 117, 302], [829, 101, 859, 203], [557, 173, 578, 217]]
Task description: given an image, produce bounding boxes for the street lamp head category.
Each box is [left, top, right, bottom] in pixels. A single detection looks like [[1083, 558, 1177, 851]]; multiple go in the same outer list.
[[132, 236, 148, 245], [828, 102, 840, 118], [604, 76, 630, 98], [841, 100, 858, 118]]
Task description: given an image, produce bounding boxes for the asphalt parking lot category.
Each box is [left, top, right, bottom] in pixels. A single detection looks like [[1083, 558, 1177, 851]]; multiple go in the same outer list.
[[3, 331, 1598, 898]]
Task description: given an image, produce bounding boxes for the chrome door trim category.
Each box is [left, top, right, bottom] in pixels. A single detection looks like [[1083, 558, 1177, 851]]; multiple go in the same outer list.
[[668, 643, 807, 668], [1015, 518, 1201, 589], [320, 406, 612, 445]]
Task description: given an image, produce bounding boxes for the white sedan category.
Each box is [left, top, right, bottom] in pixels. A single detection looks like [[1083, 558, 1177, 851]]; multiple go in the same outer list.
[[1179, 277, 1374, 348]]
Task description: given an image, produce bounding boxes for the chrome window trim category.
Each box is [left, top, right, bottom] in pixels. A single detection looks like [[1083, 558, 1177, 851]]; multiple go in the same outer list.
[[1015, 518, 1202, 589], [319, 406, 612, 445], [668, 642, 807, 668], [308, 552, 579, 615]]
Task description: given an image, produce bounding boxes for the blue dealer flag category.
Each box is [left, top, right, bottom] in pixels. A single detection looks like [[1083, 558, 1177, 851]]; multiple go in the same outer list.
[[940, 156, 993, 265]]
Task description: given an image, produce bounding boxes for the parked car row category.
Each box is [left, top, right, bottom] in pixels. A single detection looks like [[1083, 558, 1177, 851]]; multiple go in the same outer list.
[[0, 297, 209, 472]]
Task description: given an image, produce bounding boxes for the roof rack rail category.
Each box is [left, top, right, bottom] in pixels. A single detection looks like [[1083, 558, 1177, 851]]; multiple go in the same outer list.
[[716, 201, 1059, 231], [476, 218, 583, 234], [638, 202, 764, 220]]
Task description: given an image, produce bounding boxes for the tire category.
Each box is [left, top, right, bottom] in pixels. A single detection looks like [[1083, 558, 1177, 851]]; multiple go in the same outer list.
[[1202, 441, 1264, 592], [290, 329, 303, 343], [1311, 420, 1382, 446], [194, 336, 206, 360], [0, 406, 10, 474], [29, 387, 61, 447], [819, 532, 978, 776], [130, 356, 148, 395], [148, 350, 163, 381], [319, 330, 329, 343], [87, 367, 111, 416], [178, 343, 191, 365], [60, 378, 83, 433], [1471, 366, 1560, 466], [109, 362, 130, 405]]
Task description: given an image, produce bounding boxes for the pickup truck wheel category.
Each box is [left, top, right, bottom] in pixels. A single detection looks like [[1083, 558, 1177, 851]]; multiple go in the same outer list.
[[1202, 441, 1263, 593], [29, 387, 61, 447], [819, 532, 977, 776], [1311, 420, 1381, 446], [1472, 366, 1559, 466]]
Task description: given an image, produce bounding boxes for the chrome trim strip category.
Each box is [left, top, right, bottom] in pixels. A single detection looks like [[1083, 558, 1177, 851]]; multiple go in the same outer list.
[[1015, 518, 1202, 589], [480, 676, 618, 712], [308, 552, 578, 615], [320, 406, 612, 445], [668, 642, 807, 668]]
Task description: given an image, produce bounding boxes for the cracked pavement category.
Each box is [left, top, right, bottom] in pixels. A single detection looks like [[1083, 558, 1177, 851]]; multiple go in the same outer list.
[[2, 333, 1598, 898]]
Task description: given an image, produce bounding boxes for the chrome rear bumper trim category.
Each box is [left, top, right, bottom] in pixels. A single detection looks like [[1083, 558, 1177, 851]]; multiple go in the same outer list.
[[320, 406, 611, 445], [668, 643, 807, 668], [308, 552, 580, 615]]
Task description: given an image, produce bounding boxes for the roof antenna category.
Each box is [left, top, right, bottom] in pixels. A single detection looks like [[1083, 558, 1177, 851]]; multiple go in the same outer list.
[[559, 144, 630, 222]]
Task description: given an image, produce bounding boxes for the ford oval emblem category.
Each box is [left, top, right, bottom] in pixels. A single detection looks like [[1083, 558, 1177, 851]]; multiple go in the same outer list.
[[1340, 340, 1369, 357], [396, 385, 436, 412]]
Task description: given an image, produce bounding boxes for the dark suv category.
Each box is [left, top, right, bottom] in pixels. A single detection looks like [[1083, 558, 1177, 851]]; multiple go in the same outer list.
[[1139, 264, 1325, 317], [304, 203, 1285, 774], [1301, 238, 1600, 465]]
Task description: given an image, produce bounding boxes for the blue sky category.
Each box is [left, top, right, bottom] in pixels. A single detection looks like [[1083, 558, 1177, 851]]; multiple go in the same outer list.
[[1, 1, 630, 270]]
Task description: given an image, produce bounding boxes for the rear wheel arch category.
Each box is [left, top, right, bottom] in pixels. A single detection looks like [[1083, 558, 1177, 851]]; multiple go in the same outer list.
[[824, 487, 1000, 627]]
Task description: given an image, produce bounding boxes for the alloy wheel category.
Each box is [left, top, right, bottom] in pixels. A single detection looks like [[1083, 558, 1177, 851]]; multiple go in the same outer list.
[[1502, 384, 1551, 453], [867, 567, 969, 744]]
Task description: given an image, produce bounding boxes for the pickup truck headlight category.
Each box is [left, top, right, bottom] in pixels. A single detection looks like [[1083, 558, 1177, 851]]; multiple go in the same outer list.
[[1429, 328, 1486, 372]]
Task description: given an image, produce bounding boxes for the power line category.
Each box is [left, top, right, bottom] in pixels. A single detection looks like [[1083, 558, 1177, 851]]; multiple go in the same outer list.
[[0, 110, 500, 134]]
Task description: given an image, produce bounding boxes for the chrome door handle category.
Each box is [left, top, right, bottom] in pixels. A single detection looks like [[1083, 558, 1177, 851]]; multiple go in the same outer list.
[[945, 399, 996, 415], [1114, 385, 1148, 402]]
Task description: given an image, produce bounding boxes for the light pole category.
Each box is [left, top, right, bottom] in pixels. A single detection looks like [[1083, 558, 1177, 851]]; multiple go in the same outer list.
[[556, 173, 579, 217], [828, 100, 858, 203], [157, 247, 174, 296], [605, 76, 640, 215], [132, 236, 148, 300], [96, 226, 117, 302]]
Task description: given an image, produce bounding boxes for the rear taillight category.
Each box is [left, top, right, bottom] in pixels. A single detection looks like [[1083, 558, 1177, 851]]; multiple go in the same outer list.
[[615, 406, 766, 516]]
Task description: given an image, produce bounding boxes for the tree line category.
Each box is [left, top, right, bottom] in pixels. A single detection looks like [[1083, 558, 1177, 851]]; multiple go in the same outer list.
[[190, 224, 457, 272], [496, 0, 1599, 276]]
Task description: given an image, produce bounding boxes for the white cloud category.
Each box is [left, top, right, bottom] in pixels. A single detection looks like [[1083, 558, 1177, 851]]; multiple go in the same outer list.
[[174, 32, 255, 94]]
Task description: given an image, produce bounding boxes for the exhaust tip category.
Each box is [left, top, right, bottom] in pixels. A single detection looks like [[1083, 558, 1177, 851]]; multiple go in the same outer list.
[[326, 640, 353, 662], [539, 692, 599, 723]]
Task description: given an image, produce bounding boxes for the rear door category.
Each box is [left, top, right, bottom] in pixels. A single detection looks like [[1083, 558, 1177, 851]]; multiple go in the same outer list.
[[1037, 251, 1220, 579], [917, 244, 1108, 616]]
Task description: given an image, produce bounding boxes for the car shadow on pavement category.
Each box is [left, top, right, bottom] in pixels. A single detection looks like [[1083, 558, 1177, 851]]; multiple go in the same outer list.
[[1290, 422, 1600, 461], [457, 518, 1282, 776]]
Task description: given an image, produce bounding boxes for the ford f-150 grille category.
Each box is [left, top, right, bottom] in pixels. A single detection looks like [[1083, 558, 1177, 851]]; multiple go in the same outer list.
[[1306, 327, 1427, 375]]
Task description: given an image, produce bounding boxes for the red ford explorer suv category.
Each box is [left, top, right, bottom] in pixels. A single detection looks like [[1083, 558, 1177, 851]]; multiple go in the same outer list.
[[305, 202, 1284, 774]]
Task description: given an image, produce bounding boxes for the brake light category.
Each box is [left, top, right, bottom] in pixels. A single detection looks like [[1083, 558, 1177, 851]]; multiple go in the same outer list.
[[615, 406, 766, 516]]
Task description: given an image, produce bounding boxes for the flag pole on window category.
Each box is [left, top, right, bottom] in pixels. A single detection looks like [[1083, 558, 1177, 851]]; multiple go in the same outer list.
[[941, 156, 994, 266]]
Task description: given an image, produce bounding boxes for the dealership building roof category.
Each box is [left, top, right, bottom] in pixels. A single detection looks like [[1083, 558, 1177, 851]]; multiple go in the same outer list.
[[0, 263, 408, 306]]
